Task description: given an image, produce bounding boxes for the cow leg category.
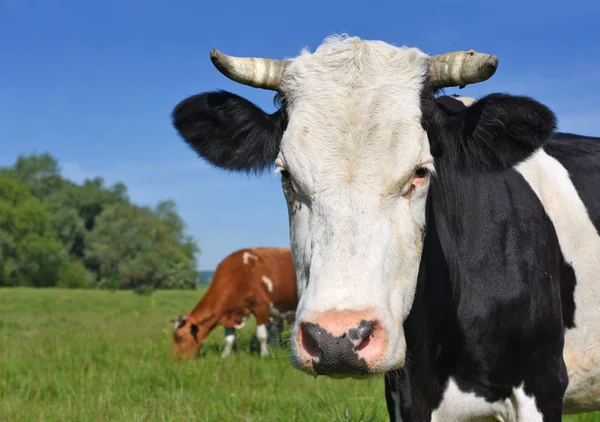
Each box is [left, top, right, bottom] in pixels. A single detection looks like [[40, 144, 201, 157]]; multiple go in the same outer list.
[[384, 368, 411, 422], [254, 306, 270, 357], [502, 378, 564, 421], [267, 318, 280, 348], [267, 305, 284, 348], [433, 370, 566, 421], [517, 360, 568, 422], [276, 317, 284, 345], [255, 324, 269, 356], [221, 327, 235, 358]]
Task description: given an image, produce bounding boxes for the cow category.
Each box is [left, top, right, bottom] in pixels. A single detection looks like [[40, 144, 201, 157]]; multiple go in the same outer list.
[[171, 247, 297, 359], [170, 35, 600, 420]]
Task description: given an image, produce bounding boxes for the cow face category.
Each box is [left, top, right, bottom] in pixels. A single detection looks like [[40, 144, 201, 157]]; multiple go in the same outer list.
[[275, 40, 433, 376], [172, 36, 497, 376], [171, 315, 203, 359]]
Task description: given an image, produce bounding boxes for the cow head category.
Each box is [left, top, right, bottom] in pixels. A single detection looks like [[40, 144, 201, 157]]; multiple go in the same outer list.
[[172, 36, 499, 376], [171, 314, 206, 359]]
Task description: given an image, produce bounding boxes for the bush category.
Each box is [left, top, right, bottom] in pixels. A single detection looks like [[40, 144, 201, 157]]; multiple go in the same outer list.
[[98, 275, 119, 291], [157, 260, 198, 289], [133, 284, 154, 296], [57, 260, 95, 289]]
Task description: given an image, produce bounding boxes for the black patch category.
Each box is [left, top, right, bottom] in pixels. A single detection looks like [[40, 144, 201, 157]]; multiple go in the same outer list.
[[434, 95, 470, 115], [430, 93, 557, 172], [302, 322, 371, 376], [171, 90, 286, 174], [393, 167, 570, 420], [389, 92, 572, 420], [559, 258, 577, 329], [384, 369, 413, 422]]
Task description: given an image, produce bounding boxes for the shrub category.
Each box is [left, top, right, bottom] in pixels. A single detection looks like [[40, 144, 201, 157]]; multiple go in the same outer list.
[[57, 260, 95, 289], [98, 275, 119, 291], [133, 284, 154, 296]]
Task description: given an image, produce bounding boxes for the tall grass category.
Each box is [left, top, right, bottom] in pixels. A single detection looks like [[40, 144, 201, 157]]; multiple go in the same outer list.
[[0, 288, 597, 421]]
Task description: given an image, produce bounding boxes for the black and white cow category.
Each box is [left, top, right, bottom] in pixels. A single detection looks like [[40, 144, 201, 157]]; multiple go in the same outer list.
[[171, 36, 600, 421]]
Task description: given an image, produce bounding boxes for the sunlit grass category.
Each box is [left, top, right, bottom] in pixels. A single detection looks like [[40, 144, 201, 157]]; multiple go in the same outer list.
[[0, 288, 597, 421]]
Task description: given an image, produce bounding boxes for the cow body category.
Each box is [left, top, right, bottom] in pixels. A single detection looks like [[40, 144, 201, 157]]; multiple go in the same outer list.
[[172, 247, 297, 359], [384, 97, 600, 420], [171, 36, 600, 420]]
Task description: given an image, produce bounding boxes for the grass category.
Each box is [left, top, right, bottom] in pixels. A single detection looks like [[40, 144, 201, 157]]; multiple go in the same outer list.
[[0, 288, 598, 421]]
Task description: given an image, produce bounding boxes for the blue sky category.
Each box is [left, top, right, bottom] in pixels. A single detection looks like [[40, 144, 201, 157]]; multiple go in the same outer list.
[[1, 0, 599, 270]]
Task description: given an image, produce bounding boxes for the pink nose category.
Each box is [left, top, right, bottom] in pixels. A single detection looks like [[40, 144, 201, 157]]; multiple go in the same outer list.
[[294, 310, 388, 376]]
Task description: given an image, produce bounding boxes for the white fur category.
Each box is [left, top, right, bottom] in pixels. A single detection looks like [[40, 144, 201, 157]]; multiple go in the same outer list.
[[516, 149, 600, 412], [432, 379, 543, 421], [256, 324, 269, 357], [279, 36, 431, 372], [234, 315, 249, 330], [261, 275, 274, 293], [243, 251, 258, 265]]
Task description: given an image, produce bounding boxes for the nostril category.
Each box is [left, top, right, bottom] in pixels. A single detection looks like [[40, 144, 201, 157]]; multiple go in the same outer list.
[[301, 323, 322, 359], [347, 320, 375, 349], [356, 333, 373, 351]]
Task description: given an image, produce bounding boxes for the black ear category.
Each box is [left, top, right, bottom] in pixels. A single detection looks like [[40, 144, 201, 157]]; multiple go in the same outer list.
[[172, 90, 285, 173], [435, 95, 473, 115], [431, 93, 557, 172]]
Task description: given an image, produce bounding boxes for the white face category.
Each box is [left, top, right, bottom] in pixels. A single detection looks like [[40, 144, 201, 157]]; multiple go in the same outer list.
[[275, 37, 435, 375]]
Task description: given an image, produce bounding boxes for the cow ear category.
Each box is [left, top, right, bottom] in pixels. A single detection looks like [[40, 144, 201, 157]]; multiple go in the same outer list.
[[171, 315, 187, 330], [432, 93, 557, 172], [172, 90, 285, 173]]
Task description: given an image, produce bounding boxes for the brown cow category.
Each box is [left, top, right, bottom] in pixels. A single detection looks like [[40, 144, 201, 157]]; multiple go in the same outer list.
[[171, 247, 298, 359]]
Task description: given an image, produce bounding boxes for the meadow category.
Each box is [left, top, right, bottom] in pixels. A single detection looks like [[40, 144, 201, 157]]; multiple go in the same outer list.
[[0, 288, 598, 421]]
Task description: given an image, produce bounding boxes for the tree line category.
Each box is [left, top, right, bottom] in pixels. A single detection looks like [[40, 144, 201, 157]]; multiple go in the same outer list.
[[0, 153, 199, 290]]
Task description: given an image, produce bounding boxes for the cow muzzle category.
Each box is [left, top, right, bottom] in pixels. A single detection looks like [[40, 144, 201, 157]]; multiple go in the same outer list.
[[293, 310, 388, 377]]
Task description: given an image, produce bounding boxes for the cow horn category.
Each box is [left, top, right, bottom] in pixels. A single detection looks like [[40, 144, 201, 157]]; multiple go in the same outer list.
[[210, 49, 289, 90], [428, 50, 498, 89]]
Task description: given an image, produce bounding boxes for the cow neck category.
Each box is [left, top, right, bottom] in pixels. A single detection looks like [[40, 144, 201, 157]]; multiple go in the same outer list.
[[188, 288, 221, 328], [401, 187, 459, 415]]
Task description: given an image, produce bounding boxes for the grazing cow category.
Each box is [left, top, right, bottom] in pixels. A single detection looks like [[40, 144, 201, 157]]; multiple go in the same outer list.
[[172, 247, 297, 359], [171, 35, 600, 420]]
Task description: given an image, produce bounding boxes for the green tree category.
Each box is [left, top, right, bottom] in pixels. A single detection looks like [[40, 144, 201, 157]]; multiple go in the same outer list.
[[43, 177, 128, 259], [86, 203, 198, 289], [44, 191, 86, 255], [153, 200, 200, 261], [1, 152, 200, 290], [2, 153, 68, 200], [0, 174, 65, 286]]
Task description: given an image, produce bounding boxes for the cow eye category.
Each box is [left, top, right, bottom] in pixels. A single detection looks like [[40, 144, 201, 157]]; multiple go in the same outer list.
[[414, 167, 430, 178], [279, 169, 296, 193]]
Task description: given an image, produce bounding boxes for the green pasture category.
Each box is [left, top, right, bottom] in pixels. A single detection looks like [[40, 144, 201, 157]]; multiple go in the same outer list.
[[0, 288, 598, 421]]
